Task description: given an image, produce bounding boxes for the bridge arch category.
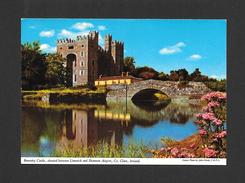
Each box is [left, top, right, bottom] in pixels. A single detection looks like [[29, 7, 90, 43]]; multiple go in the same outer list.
[[131, 88, 169, 101]]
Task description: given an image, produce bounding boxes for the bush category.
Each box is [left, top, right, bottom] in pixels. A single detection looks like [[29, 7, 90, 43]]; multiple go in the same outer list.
[[204, 79, 226, 92]]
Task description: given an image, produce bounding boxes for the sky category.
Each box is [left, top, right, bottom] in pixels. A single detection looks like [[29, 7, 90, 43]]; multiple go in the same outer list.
[[21, 18, 226, 79]]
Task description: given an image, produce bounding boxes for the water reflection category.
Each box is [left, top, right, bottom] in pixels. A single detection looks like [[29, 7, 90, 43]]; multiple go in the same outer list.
[[21, 100, 202, 157]]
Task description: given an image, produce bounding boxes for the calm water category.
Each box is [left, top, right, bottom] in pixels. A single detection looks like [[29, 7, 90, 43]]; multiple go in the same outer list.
[[21, 100, 202, 157]]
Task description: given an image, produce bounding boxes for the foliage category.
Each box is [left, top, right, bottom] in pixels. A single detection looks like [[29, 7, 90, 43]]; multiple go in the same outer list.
[[21, 41, 69, 90], [195, 92, 227, 158], [54, 141, 147, 158], [133, 66, 159, 79], [204, 79, 226, 92], [169, 69, 189, 81], [123, 56, 136, 74], [189, 68, 208, 82], [151, 91, 227, 158], [45, 53, 66, 87], [21, 41, 47, 89]]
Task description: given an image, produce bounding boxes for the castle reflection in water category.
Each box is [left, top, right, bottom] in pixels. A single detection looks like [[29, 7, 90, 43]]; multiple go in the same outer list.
[[21, 100, 202, 157]]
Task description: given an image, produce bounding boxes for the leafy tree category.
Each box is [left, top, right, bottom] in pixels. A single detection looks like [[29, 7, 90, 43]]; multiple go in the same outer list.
[[123, 56, 136, 74], [158, 72, 167, 80], [134, 66, 159, 79], [178, 69, 189, 81], [45, 53, 66, 87], [169, 70, 179, 81], [21, 41, 47, 89]]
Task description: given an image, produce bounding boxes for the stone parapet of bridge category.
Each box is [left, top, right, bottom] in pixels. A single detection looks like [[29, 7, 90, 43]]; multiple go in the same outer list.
[[106, 79, 211, 100]]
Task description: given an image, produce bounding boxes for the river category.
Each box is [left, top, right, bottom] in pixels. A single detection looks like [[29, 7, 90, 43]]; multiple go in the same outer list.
[[21, 100, 202, 157]]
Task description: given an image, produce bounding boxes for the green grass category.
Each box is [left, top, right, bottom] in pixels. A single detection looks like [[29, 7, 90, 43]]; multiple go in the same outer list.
[[53, 141, 148, 158], [22, 86, 107, 102]]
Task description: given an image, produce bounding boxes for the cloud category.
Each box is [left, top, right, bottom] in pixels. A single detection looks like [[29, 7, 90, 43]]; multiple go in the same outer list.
[[40, 44, 56, 53], [98, 25, 106, 31], [39, 30, 55, 37], [72, 22, 94, 31], [58, 29, 90, 39], [58, 29, 74, 37], [188, 54, 202, 60], [159, 42, 186, 55]]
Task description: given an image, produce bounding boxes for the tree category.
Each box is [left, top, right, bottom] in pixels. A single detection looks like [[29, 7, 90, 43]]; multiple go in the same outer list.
[[123, 56, 136, 74], [134, 66, 159, 79], [21, 42, 47, 89], [169, 69, 189, 81], [169, 70, 179, 81], [45, 53, 66, 87], [178, 69, 189, 81], [190, 68, 201, 81], [158, 72, 167, 80]]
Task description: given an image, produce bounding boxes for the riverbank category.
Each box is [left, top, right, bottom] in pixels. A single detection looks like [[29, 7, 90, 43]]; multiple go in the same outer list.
[[22, 86, 107, 104], [150, 134, 203, 158]]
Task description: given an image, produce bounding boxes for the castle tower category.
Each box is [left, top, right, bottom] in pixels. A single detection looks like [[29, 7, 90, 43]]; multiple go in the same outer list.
[[57, 31, 99, 87], [104, 34, 112, 52], [111, 41, 124, 75]]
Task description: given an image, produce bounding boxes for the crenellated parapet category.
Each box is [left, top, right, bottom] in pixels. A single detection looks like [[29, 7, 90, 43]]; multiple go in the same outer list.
[[57, 38, 76, 44], [57, 31, 99, 45]]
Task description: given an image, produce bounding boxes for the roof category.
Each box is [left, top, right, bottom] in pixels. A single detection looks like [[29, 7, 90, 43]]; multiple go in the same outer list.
[[95, 75, 142, 81]]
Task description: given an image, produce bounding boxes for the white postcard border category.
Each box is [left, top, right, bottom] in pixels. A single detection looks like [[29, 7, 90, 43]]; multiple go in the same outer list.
[[21, 157, 226, 165]]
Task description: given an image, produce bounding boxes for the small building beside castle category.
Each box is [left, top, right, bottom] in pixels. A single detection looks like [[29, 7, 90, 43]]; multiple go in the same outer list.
[[57, 31, 124, 86], [94, 72, 142, 86]]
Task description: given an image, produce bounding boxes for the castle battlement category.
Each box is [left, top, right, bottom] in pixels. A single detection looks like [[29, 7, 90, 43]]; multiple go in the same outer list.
[[57, 31, 99, 45]]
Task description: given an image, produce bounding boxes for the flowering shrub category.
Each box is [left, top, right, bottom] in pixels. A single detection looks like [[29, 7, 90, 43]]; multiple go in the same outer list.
[[195, 91, 227, 158], [151, 91, 227, 158]]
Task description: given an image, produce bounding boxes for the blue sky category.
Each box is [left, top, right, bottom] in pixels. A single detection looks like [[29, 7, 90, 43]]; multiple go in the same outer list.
[[21, 18, 226, 79]]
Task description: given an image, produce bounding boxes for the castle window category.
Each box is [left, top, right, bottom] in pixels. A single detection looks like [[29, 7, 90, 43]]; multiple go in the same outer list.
[[68, 46, 74, 49], [80, 61, 83, 66], [74, 74, 76, 82], [81, 51, 84, 56], [60, 47, 62, 50], [80, 70, 84, 76], [82, 45, 84, 47]]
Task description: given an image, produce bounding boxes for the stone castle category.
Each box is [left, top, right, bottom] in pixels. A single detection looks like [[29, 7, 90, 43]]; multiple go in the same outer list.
[[57, 31, 124, 86]]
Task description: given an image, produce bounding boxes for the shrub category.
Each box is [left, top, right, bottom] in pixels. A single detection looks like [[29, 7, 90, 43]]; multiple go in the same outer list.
[[195, 92, 227, 158]]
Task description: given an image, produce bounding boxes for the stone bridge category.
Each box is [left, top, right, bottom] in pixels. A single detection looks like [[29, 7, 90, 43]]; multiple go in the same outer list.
[[106, 79, 211, 101]]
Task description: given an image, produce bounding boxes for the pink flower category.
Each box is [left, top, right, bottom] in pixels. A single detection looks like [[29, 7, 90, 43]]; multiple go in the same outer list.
[[196, 113, 203, 118], [215, 131, 227, 138], [208, 101, 220, 108], [170, 147, 179, 156], [201, 92, 226, 102], [201, 112, 215, 121], [203, 147, 217, 158], [199, 129, 208, 136], [212, 118, 222, 126]]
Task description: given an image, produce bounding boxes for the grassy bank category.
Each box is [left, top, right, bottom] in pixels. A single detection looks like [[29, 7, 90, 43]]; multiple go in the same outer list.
[[54, 141, 148, 158], [22, 86, 107, 104]]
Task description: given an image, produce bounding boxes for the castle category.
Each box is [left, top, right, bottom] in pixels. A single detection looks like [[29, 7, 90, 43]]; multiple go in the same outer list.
[[57, 31, 124, 86]]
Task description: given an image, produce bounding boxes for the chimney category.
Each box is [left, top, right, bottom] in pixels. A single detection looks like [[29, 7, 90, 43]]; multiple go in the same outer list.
[[121, 72, 125, 77], [126, 72, 129, 76]]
